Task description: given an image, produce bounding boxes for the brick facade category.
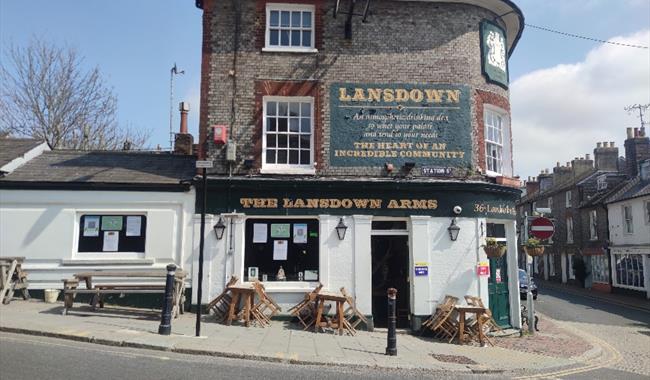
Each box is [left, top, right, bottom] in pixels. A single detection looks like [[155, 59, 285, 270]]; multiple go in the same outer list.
[[198, 0, 513, 178]]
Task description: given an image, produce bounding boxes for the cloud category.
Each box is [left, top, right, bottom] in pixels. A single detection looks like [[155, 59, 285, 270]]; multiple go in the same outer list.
[[511, 29, 650, 178]]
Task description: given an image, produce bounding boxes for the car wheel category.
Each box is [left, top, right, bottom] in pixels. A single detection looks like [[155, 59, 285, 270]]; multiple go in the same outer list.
[[533, 294, 538, 300]]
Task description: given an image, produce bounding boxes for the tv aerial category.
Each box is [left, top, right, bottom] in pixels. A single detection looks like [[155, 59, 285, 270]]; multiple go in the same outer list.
[[333, 0, 371, 39]]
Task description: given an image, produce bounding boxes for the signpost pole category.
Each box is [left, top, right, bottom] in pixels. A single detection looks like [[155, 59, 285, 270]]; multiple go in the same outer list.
[[524, 213, 534, 335], [194, 160, 212, 337]]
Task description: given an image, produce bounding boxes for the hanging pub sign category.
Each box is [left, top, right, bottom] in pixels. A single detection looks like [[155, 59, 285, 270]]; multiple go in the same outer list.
[[480, 20, 509, 88], [329, 83, 472, 169]]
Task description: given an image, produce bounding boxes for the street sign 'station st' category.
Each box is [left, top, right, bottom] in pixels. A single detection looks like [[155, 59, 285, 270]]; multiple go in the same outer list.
[[530, 217, 555, 240]]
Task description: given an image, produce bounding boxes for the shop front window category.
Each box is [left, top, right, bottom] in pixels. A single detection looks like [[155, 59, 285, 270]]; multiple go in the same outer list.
[[78, 214, 146, 253], [592, 255, 609, 284], [613, 253, 644, 289], [244, 218, 319, 282]]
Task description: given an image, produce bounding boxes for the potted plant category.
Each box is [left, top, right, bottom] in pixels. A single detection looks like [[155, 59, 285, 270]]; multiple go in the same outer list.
[[482, 238, 506, 258], [523, 238, 545, 256]]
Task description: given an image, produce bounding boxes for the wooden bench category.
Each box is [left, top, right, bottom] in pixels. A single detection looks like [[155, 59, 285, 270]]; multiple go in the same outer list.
[[0, 256, 30, 304], [62, 269, 186, 317]]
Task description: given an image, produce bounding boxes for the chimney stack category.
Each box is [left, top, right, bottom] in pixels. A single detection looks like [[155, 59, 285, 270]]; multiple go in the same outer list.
[[594, 141, 619, 172], [173, 101, 194, 155], [625, 126, 650, 177], [526, 177, 539, 196]]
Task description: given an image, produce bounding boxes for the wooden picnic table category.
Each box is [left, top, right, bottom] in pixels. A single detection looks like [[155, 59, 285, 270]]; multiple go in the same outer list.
[[314, 291, 353, 335], [225, 284, 256, 327], [455, 305, 487, 346], [0, 256, 30, 304], [62, 269, 186, 317]]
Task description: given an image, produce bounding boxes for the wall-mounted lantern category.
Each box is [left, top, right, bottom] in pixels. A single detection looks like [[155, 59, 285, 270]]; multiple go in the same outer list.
[[213, 217, 226, 240], [335, 218, 348, 241], [447, 218, 460, 241]]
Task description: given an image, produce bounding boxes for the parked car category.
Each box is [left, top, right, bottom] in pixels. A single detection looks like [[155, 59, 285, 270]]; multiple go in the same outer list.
[[518, 269, 538, 300]]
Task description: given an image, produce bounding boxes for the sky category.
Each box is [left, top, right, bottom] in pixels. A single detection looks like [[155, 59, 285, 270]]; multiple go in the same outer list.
[[1, 0, 649, 179]]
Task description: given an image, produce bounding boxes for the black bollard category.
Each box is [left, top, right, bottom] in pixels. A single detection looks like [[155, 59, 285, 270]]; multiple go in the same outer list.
[[386, 287, 397, 356], [158, 264, 177, 335]]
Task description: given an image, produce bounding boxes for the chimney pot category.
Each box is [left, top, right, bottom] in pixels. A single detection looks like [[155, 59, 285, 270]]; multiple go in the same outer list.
[[556, 162, 560, 167], [585, 154, 590, 160], [627, 128, 634, 138], [634, 128, 640, 137], [604, 142, 609, 148], [609, 141, 615, 147], [597, 142, 602, 148]]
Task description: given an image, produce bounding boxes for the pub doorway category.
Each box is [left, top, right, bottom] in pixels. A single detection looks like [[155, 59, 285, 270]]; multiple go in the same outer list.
[[371, 220, 410, 328]]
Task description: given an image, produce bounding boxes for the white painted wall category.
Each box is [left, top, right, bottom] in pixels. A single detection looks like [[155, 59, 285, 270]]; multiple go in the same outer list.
[[607, 196, 650, 246], [196, 213, 521, 329], [0, 189, 195, 288]]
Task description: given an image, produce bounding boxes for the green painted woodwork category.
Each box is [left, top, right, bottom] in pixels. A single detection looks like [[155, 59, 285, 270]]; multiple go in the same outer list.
[[480, 20, 509, 88], [488, 255, 511, 328]]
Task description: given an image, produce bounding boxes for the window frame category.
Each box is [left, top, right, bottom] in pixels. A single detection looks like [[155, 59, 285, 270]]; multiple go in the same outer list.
[[623, 204, 634, 234], [589, 209, 598, 241], [261, 96, 316, 175], [612, 253, 645, 290], [76, 213, 147, 255], [264, 3, 317, 53], [568, 253, 576, 280], [483, 106, 506, 177], [566, 216, 574, 243], [645, 200, 650, 225], [591, 254, 610, 284], [565, 191, 572, 207]]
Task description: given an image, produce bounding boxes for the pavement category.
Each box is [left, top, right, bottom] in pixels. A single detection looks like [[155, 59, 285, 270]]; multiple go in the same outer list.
[[0, 298, 609, 376], [537, 280, 650, 312]]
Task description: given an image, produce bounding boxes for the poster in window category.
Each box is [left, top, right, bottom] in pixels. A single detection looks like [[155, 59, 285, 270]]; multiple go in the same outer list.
[[273, 240, 288, 260], [304, 270, 318, 281], [270, 224, 290, 238], [293, 223, 308, 244], [253, 223, 268, 243], [103, 231, 119, 252], [83, 216, 100, 237], [101, 216, 123, 231], [126, 216, 142, 237]]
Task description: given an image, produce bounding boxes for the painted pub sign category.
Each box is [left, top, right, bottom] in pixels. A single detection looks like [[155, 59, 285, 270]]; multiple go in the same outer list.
[[329, 83, 472, 169], [480, 20, 509, 88]]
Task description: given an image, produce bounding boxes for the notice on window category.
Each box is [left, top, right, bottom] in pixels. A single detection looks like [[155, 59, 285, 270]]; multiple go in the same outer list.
[[126, 216, 142, 237], [293, 224, 307, 244], [253, 223, 268, 243], [273, 240, 288, 261], [83, 216, 100, 237], [101, 216, 123, 231], [304, 269, 318, 281], [103, 231, 119, 252], [270, 224, 290, 238]]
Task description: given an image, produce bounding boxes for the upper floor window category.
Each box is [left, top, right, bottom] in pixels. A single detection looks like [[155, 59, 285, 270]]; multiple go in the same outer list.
[[645, 200, 650, 225], [565, 191, 572, 207], [265, 4, 315, 52], [623, 205, 634, 234], [547, 197, 553, 213], [566, 216, 574, 243], [589, 209, 598, 240], [262, 96, 314, 174], [597, 175, 607, 191]]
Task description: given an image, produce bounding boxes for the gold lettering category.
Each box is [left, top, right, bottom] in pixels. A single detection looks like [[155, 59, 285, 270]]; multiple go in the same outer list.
[[341, 199, 353, 208], [353, 199, 369, 208], [370, 199, 382, 208], [240, 198, 254, 208], [387, 199, 400, 209], [329, 199, 341, 208], [411, 199, 427, 209], [268, 198, 278, 208], [306, 199, 319, 208], [424, 89, 443, 103], [427, 199, 438, 209], [319, 199, 329, 208], [283, 198, 293, 208], [367, 88, 382, 102], [395, 89, 409, 102], [400, 200, 412, 209], [446, 90, 461, 103], [383, 89, 395, 102], [339, 88, 351, 101], [352, 88, 366, 101], [409, 89, 423, 102], [294, 198, 305, 208]]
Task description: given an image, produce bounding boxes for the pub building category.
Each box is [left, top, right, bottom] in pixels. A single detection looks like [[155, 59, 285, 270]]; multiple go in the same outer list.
[[192, 0, 525, 330]]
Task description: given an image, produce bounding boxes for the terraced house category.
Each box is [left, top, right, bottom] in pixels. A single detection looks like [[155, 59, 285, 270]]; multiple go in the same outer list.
[[191, 0, 525, 330]]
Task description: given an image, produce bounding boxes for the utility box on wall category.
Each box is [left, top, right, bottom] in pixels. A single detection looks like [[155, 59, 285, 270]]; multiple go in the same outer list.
[[213, 125, 228, 144]]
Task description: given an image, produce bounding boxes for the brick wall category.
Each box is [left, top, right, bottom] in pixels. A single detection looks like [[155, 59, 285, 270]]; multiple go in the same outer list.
[[199, 0, 511, 177]]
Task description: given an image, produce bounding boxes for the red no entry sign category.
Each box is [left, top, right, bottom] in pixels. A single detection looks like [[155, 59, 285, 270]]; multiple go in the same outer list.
[[530, 217, 555, 240]]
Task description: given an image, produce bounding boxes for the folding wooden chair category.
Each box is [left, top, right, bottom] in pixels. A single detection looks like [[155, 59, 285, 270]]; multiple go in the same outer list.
[[208, 275, 239, 322], [250, 281, 281, 327], [339, 287, 369, 332], [464, 295, 501, 333], [288, 283, 323, 330], [421, 295, 459, 342], [421, 295, 458, 331]]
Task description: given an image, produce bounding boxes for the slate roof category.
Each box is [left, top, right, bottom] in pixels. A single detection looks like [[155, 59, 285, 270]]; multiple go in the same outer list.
[[0, 138, 44, 168], [0, 150, 196, 189], [605, 176, 650, 204]]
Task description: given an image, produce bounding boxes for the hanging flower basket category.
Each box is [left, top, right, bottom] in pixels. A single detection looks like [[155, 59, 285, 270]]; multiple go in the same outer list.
[[524, 246, 545, 257], [483, 245, 506, 258]]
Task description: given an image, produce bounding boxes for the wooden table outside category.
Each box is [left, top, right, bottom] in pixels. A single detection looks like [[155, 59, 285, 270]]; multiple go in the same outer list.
[[62, 269, 187, 316], [455, 305, 487, 346], [225, 284, 256, 327], [0, 256, 30, 304], [314, 291, 350, 335]]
